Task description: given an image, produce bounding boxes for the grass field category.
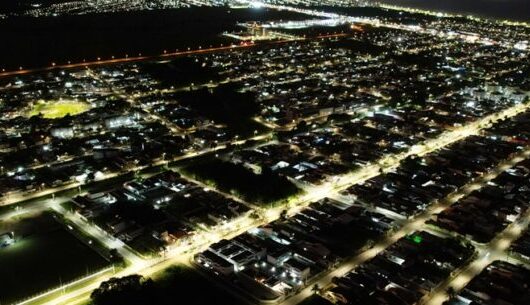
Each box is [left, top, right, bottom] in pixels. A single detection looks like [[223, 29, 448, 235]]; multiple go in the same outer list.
[[0, 213, 109, 305], [27, 99, 90, 119]]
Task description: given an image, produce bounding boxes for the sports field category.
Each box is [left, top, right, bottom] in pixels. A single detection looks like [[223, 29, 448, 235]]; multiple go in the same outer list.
[[27, 99, 90, 119]]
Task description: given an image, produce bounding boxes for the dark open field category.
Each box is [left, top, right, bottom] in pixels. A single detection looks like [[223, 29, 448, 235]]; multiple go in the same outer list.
[[183, 158, 302, 205], [0, 213, 109, 304], [0, 7, 312, 70]]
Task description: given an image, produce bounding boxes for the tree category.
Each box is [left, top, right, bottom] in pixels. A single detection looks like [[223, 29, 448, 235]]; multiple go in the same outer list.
[[249, 211, 261, 220], [86, 172, 95, 182], [91, 275, 155, 305], [296, 120, 308, 132], [446, 286, 456, 298]]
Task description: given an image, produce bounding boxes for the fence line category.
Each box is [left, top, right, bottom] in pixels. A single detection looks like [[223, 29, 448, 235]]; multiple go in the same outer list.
[[14, 266, 114, 305]]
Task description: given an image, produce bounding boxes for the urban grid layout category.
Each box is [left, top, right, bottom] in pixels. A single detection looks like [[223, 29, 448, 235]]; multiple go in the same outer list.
[[0, 1, 529, 305]]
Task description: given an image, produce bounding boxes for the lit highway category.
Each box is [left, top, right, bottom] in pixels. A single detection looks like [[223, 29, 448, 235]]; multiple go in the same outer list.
[[0, 33, 346, 79]]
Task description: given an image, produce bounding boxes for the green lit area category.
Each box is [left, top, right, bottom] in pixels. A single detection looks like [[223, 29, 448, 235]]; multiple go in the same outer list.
[[408, 234, 423, 244], [27, 99, 90, 119]]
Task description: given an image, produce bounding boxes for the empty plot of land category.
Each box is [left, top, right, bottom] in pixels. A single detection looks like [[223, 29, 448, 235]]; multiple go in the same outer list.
[[183, 158, 302, 205], [0, 213, 109, 304]]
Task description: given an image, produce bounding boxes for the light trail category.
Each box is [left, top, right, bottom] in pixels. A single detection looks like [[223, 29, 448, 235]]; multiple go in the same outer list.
[[0, 33, 346, 79]]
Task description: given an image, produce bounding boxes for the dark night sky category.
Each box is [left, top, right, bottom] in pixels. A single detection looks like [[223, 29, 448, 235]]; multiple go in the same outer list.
[[375, 0, 530, 21]]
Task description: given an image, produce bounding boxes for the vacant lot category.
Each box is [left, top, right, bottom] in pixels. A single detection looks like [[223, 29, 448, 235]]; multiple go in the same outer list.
[[0, 213, 109, 304], [174, 83, 269, 137], [183, 159, 302, 205]]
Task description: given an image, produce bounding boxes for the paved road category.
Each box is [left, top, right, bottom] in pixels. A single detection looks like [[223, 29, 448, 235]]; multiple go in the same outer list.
[[421, 167, 530, 305], [1, 131, 272, 207]]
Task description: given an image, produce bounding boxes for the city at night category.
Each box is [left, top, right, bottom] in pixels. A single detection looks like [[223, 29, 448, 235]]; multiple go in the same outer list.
[[0, 1, 529, 305]]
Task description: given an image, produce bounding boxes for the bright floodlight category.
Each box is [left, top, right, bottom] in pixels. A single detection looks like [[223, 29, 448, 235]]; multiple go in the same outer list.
[[250, 1, 263, 8]]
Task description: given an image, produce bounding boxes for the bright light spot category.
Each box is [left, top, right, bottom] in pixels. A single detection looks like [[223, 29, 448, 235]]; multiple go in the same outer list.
[[249, 1, 263, 8]]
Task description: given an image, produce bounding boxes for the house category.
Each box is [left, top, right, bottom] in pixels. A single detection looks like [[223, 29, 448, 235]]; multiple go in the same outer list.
[[0, 232, 14, 248], [196, 250, 234, 275]]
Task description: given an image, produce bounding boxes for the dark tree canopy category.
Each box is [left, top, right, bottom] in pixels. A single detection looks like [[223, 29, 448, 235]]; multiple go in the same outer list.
[[91, 275, 155, 305]]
